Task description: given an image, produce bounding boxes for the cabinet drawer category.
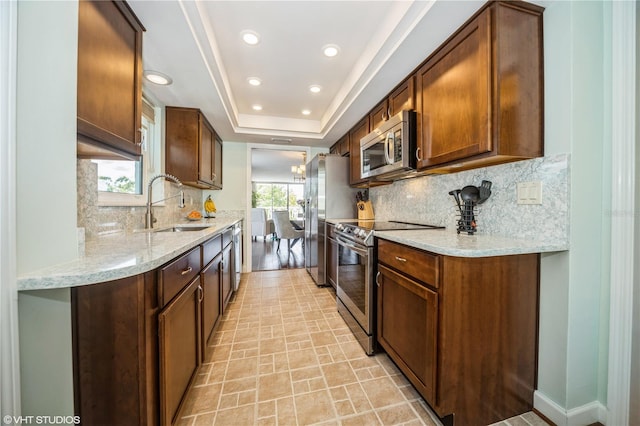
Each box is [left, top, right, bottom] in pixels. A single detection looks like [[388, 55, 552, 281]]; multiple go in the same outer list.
[[158, 246, 201, 307], [378, 239, 439, 288], [202, 235, 222, 266]]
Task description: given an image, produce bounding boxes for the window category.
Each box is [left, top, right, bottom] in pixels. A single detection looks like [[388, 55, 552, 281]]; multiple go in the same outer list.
[[253, 183, 305, 220], [95, 98, 161, 206], [95, 157, 142, 194]]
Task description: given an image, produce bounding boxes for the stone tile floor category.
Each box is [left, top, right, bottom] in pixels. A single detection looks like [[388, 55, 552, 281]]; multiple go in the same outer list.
[[178, 269, 549, 426]]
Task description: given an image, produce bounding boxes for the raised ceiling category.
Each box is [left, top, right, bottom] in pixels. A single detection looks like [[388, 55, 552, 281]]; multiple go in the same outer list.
[[129, 0, 488, 148]]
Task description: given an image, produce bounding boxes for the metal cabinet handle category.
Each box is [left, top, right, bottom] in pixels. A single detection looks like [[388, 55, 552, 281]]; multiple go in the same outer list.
[[181, 266, 193, 275], [136, 128, 143, 146], [387, 107, 391, 120], [416, 146, 422, 162], [198, 285, 203, 302], [394, 256, 407, 263], [211, 173, 217, 182], [376, 271, 382, 287]]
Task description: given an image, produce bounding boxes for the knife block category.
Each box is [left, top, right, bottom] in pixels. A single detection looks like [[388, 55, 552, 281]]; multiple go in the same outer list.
[[357, 200, 374, 220]]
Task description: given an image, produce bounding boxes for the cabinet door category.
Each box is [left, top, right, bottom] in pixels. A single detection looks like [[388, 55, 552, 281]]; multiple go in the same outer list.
[[339, 135, 350, 157], [331, 134, 349, 157], [165, 107, 199, 186], [389, 76, 414, 117], [212, 134, 223, 189], [201, 253, 222, 353], [377, 264, 438, 403], [416, 10, 491, 169], [221, 243, 233, 313], [198, 118, 214, 186], [369, 77, 414, 132], [348, 116, 370, 186], [159, 278, 202, 425], [77, 0, 143, 158], [368, 99, 389, 133]]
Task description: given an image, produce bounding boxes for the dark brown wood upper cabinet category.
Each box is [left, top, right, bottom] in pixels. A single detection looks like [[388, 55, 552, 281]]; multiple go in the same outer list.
[[369, 76, 415, 132], [330, 134, 350, 157], [77, 0, 145, 160], [348, 116, 370, 187], [165, 107, 223, 189], [213, 133, 223, 188], [415, 1, 543, 173]]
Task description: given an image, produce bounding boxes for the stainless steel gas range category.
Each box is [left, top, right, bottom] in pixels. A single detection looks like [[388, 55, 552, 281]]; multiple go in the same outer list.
[[332, 220, 445, 354]]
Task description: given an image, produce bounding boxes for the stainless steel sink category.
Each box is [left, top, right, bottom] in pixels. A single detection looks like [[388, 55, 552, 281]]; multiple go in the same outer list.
[[154, 226, 211, 233]]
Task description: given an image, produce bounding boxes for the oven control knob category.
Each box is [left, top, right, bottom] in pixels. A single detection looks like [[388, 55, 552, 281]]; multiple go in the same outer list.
[[357, 229, 367, 238], [335, 223, 344, 231]]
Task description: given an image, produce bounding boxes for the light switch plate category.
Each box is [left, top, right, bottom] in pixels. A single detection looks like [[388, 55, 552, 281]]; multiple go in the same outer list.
[[517, 181, 542, 205]]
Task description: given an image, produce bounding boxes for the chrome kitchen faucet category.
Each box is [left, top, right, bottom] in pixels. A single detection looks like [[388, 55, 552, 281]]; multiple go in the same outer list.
[[145, 173, 185, 229]]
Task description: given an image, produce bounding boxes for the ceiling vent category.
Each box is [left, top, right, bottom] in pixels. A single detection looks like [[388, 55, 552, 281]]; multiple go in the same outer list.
[[271, 138, 292, 144]]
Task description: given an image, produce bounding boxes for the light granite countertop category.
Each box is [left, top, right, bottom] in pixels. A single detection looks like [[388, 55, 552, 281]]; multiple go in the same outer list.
[[374, 228, 568, 257], [17, 217, 242, 291], [326, 219, 568, 257]]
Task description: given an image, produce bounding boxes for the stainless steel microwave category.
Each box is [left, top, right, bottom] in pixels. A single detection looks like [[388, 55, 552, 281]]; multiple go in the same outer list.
[[360, 110, 417, 180]]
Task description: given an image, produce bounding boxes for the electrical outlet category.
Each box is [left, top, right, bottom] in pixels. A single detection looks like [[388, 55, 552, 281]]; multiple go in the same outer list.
[[517, 181, 542, 205]]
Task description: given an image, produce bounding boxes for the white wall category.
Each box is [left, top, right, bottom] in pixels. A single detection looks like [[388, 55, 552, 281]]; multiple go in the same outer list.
[[535, 1, 612, 422], [1, 0, 21, 417], [16, 0, 78, 273], [15, 1, 78, 417], [630, 4, 640, 423], [202, 141, 248, 212]]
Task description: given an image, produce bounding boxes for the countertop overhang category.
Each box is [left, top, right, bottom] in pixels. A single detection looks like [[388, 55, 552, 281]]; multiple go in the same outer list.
[[374, 228, 568, 257], [18, 217, 242, 291]]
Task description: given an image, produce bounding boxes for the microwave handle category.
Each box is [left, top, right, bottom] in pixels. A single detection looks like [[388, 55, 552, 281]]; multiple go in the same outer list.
[[385, 131, 394, 165]]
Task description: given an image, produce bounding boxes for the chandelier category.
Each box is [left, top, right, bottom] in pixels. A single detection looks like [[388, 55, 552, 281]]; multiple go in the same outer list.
[[291, 153, 306, 182]]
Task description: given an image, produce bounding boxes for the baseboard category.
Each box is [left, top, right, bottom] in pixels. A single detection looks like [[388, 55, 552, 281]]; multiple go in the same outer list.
[[534, 391, 608, 426]]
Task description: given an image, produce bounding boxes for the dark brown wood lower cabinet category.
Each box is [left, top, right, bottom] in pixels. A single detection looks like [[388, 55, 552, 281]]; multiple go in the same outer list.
[[71, 229, 236, 425], [201, 253, 222, 355], [158, 277, 202, 426], [221, 243, 232, 313], [377, 239, 539, 426], [72, 272, 158, 426], [377, 264, 438, 403]]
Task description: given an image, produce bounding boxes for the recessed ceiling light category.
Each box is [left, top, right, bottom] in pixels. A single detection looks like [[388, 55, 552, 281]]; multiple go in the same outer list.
[[143, 70, 173, 85], [247, 77, 262, 86], [241, 30, 260, 45], [309, 85, 321, 93], [322, 44, 340, 57], [302, 109, 311, 116], [252, 104, 263, 111]]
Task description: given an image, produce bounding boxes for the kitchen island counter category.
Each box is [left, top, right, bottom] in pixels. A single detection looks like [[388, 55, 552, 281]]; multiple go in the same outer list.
[[17, 216, 242, 291], [374, 227, 568, 257]]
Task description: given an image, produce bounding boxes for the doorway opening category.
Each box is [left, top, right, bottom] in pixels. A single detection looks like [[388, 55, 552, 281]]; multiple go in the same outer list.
[[250, 148, 308, 271]]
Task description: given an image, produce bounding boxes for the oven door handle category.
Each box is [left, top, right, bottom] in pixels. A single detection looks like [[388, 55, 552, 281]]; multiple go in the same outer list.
[[336, 236, 369, 256]]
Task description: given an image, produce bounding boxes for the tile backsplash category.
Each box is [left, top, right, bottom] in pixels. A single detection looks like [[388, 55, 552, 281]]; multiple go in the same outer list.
[[369, 153, 570, 246], [79, 154, 569, 246], [78, 160, 201, 239]]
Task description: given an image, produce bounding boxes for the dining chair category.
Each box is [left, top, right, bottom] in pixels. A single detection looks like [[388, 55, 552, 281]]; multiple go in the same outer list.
[[271, 210, 304, 252]]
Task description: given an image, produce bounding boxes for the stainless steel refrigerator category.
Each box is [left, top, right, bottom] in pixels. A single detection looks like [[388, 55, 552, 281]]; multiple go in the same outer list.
[[305, 153, 357, 286]]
